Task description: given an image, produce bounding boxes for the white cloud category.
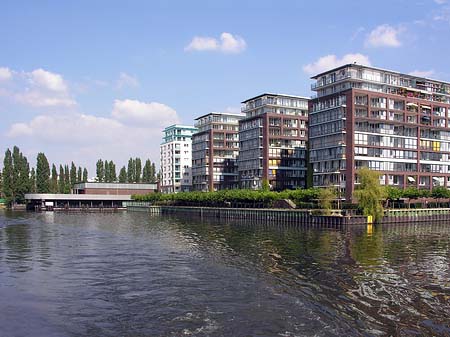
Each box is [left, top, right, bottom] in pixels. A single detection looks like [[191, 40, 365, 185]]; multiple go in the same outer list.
[[303, 53, 371, 75], [15, 91, 76, 108], [185, 32, 246, 54], [112, 99, 179, 127], [116, 72, 140, 89], [0, 67, 76, 107], [0, 67, 12, 81], [29, 68, 68, 92], [7, 114, 122, 143], [409, 69, 435, 78], [435, 0, 447, 4], [185, 36, 218, 52], [219, 33, 247, 53], [5, 100, 181, 171], [365, 24, 403, 48]]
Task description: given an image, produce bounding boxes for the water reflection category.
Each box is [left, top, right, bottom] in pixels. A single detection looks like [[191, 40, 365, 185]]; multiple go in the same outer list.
[[0, 211, 448, 336], [171, 217, 450, 336]]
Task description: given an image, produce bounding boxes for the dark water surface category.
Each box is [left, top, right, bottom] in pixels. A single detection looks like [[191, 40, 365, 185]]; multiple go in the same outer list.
[[0, 211, 449, 336]]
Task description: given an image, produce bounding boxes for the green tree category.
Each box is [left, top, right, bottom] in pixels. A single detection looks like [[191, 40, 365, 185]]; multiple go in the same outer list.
[[318, 187, 336, 215], [77, 166, 82, 183], [96, 159, 104, 182], [82, 168, 88, 182], [110, 161, 117, 182], [5, 146, 30, 204], [104, 160, 110, 183], [51, 164, 58, 193], [58, 165, 65, 193], [127, 158, 135, 183], [385, 186, 403, 200], [36, 152, 50, 193], [354, 167, 386, 222], [150, 163, 156, 183], [0, 170, 2, 198], [135, 158, 141, 183], [3, 149, 13, 204], [64, 164, 70, 193], [30, 168, 36, 193], [119, 166, 127, 183], [70, 162, 77, 186], [142, 160, 151, 183]]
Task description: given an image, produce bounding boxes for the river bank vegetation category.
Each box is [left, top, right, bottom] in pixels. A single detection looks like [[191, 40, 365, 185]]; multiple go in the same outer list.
[[133, 188, 321, 208], [0, 146, 158, 206]]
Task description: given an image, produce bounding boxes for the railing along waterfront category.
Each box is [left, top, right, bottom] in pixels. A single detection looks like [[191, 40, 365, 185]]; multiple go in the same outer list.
[[127, 205, 368, 225], [127, 204, 450, 225], [383, 208, 450, 223]]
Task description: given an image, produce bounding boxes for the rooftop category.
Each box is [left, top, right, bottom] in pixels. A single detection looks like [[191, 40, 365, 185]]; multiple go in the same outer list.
[[311, 63, 450, 86], [241, 93, 310, 104], [25, 193, 133, 201], [194, 111, 246, 121], [163, 124, 198, 131]]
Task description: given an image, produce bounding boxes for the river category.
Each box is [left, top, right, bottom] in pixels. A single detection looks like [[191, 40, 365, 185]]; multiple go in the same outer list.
[[0, 211, 449, 336]]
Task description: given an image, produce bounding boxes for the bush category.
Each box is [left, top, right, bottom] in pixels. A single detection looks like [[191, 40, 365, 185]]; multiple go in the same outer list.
[[133, 188, 322, 208]]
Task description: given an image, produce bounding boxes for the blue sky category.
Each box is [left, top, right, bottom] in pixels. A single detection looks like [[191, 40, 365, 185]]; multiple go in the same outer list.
[[1, 0, 450, 175]]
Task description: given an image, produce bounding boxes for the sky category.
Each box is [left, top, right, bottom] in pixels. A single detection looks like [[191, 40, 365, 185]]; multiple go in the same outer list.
[[1, 0, 450, 176]]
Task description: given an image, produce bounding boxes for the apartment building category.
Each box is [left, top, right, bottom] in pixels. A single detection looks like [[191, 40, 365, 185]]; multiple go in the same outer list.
[[309, 63, 450, 201], [160, 124, 197, 193], [192, 112, 244, 191], [238, 93, 309, 190]]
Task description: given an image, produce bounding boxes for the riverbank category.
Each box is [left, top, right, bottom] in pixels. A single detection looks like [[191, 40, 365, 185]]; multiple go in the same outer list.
[[126, 204, 450, 225]]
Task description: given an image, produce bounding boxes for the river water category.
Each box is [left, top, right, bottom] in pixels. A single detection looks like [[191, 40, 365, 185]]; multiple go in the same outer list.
[[0, 211, 449, 337]]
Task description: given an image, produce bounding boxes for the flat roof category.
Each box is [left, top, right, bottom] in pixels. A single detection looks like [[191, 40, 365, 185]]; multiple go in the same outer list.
[[73, 182, 157, 190], [25, 193, 133, 201], [311, 63, 450, 85], [241, 93, 310, 104], [163, 124, 198, 131], [194, 111, 246, 121]]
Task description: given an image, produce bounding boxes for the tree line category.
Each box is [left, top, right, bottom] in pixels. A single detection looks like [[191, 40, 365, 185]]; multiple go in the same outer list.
[[96, 157, 157, 183], [1, 146, 88, 205]]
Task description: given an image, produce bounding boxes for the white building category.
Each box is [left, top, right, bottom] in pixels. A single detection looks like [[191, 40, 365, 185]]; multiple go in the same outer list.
[[160, 124, 197, 193]]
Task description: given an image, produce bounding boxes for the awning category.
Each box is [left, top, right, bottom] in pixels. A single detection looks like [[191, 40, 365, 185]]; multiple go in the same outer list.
[[406, 102, 418, 107], [421, 105, 431, 109], [407, 176, 416, 182], [432, 177, 442, 181]]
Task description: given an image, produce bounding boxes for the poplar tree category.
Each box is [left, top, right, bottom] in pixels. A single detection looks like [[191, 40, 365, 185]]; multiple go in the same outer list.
[[59, 165, 65, 193], [151, 163, 156, 183], [110, 161, 117, 182], [77, 167, 82, 183], [119, 166, 127, 183], [70, 162, 77, 186], [36, 152, 50, 193], [82, 168, 88, 182], [3, 149, 13, 203], [142, 159, 151, 183], [96, 159, 104, 182], [0, 170, 3, 198], [64, 164, 70, 193], [11, 146, 29, 203], [127, 158, 134, 183], [135, 158, 141, 183], [104, 160, 110, 183], [51, 164, 58, 193]]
